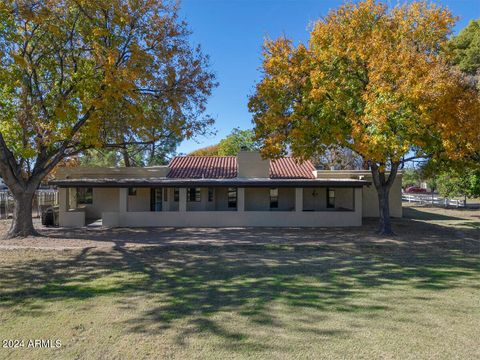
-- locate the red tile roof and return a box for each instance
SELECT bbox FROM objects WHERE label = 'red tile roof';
[167,156,237,178]
[167,155,315,179]
[270,157,315,179]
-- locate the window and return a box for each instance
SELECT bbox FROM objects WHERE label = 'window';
[163,188,168,202]
[269,188,278,209]
[228,187,237,208]
[188,188,201,202]
[327,188,335,208]
[77,187,93,204]
[150,188,162,211]
[174,188,179,202]
[208,187,214,202]
[128,187,137,196]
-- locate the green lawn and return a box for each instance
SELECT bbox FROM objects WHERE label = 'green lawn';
[0,206,479,359]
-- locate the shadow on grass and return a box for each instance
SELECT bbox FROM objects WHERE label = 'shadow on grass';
[402,207,465,221]
[0,219,479,347]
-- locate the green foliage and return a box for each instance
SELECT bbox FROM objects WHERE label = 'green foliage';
[437,168,480,199]
[402,168,421,187]
[188,144,220,156]
[448,19,480,76]
[188,128,259,156]
[79,150,121,167]
[217,128,259,156]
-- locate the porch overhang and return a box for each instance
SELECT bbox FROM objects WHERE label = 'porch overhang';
[50,177,370,188]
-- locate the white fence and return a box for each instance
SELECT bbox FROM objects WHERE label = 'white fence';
[0,190,58,219]
[402,193,467,208]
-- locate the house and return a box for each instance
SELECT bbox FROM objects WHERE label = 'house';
[51,151,402,228]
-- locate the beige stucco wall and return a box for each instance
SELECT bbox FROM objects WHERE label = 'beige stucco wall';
[237,151,269,178]
[102,187,362,228]
[54,166,169,180]
[335,188,355,210]
[245,188,295,211]
[127,188,150,212]
[362,181,403,218]
[163,188,179,212]
[214,187,236,211]
[302,187,354,211]
[59,185,365,227]
[186,187,216,211]
[315,170,403,218]
[77,188,120,219]
[303,188,327,211]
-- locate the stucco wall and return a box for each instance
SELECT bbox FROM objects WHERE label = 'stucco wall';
[335,188,355,210]
[303,187,327,211]
[103,188,362,228]
[128,188,150,212]
[362,181,402,218]
[163,187,179,212]
[215,187,236,211]
[61,186,364,227]
[315,170,403,218]
[245,187,295,211]
[237,151,269,178]
[78,188,119,219]
[186,187,216,211]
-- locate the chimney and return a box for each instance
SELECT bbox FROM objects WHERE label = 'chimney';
[237,151,270,178]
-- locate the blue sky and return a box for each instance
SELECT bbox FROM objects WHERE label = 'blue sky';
[177,0,480,154]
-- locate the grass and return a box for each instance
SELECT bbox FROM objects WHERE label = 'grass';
[0,204,479,359]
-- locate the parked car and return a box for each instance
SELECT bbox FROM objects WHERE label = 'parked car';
[405,186,427,193]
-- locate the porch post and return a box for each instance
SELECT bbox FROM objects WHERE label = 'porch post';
[237,187,245,212]
[295,187,303,212]
[179,187,187,212]
[119,188,128,213]
[59,188,68,213]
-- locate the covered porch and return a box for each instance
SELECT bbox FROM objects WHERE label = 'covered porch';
[57,181,364,228]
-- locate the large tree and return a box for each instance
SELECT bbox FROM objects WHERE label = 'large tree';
[188,128,259,156]
[447,19,480,79]
[249,0,480,234]
[0,0,216,237]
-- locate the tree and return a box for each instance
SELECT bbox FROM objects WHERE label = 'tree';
[188,144,220,156]
[402,168,421,188]
[437,168,480,201]
[447,19,480,79]
[447,19,480,163]
[217,128,259,156]
[188,128,259,156]
[310,146,364,170]
[249,0,480,235]
[0,0,216,237]
[79,149,121,167]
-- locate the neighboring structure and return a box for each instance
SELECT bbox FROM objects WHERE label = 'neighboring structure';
[51,151,402,228]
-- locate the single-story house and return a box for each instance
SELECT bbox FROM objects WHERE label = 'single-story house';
[51,151,402,228]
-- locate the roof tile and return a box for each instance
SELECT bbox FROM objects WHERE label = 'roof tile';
[270,157,315,179]
[167,156,237,179]
[167,156,315,179]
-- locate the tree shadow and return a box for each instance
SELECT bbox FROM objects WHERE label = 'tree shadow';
[0,219,479,350]
[402,207,465,221]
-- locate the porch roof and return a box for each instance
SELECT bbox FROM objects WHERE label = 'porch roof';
[50,177,370,188]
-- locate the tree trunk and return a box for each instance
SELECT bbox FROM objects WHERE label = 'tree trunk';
[370,162,399,236]
[376,186,392,235]
[7,191,38,238]
[122,147,131,167]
